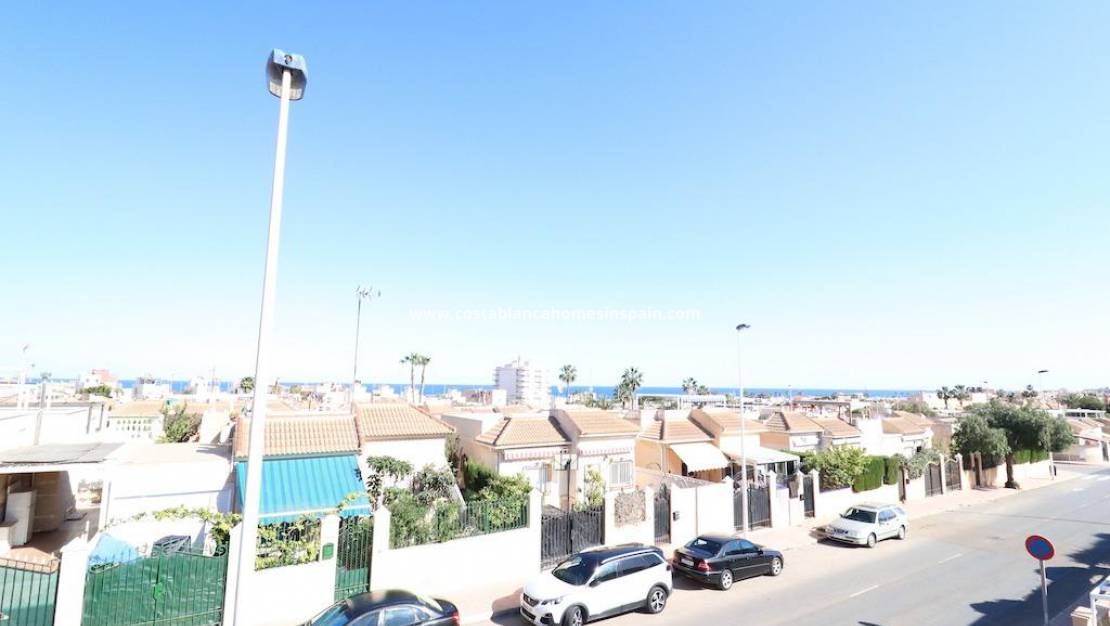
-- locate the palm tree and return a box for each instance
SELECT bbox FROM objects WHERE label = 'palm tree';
[400,353,422,402]
[415,354,431,402]
[953,384,970,408]
[682,378,698,394]
[936,386,953,410]
[616,367,643,408]
[559,365,577,401]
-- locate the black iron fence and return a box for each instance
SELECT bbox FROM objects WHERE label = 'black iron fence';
[541,506,604,568]
[390,498,529,549]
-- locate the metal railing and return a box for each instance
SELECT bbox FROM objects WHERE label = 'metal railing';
[0,556,60,626]
[389,498,529,549]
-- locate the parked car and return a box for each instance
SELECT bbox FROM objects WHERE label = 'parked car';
[308,590,459,626]
[823,502,908,548]
[671,535,783,590]
[520,544,672,626]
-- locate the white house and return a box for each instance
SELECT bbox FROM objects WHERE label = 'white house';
[354,402,454,471]
[759,411,823,453]
[493,358,550,408]
[100,443,234,523]
[811,417,864,451]
[690,408,799,480]
[635,409,731,481]
[552,410,640,497]
[132,378,171,400]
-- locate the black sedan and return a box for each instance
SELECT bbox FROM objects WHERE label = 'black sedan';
[309,590,459,626]
[671,534,784,590]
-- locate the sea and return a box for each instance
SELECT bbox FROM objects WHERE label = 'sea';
[100,380,919,399]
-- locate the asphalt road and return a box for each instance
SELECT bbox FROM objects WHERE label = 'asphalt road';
[492,465,1110,626]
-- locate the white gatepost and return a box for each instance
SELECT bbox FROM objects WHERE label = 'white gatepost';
[54,536,91,626]
[221,524,244,626]
[368,507,392,591]
[642,486,656,546]
[320,514,341,583]
[765,471,785,529]
[939,456,948,495]
[953,453,966,491]
[809,470,821,519]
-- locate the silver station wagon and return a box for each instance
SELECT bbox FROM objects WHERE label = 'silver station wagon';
[823,502,908,548]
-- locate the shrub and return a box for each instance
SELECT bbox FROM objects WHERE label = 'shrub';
[1013,449,1049,464]
[904,449,942,479]
[884,456,904,485]
[160,404,201,443]
[365,456,414,507]
[810,446,869,490]
[462,460,497,499]
[852,456,886,493]
[577,467,605,511]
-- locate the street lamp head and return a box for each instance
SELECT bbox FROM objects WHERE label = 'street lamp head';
[736,323,751,332]
[267,49,308,100]
[1037,369,1049,374]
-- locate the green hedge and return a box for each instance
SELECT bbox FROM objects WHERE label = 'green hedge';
[1013,449,1050,465]
[853,456,887,493]
[883,456,902,485]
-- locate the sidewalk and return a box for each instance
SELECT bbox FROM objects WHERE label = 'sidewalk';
[746,468,1082,554]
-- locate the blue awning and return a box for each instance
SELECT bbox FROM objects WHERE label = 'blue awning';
[235,454,371,524]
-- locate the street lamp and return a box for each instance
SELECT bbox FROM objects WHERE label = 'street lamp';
[735,323,751,536]
[232,48,307,626]
[352,286,381,399]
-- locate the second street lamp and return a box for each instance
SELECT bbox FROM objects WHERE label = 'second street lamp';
[232,48,307,626]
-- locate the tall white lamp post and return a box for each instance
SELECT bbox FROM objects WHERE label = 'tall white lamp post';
[735,323,751,536]
[231,49,307,626]
[351,286,381,401]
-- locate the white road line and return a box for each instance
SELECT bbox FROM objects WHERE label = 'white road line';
[849,584,881,598]
[1082,475,1099,481]
[1072,488,1087,492]
[937,553,964,564]
[1097,476,1110,482]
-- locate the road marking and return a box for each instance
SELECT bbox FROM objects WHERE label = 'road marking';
[937,553,964,564]
[1072,488,1087,492]
[849,584,880,598]
[1097,476,1110,482]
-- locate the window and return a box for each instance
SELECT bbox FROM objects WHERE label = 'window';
[726,539,757,555]
[552,556,596,586]
[348,613,381,626]
[609,460,633,486]
[593,560,621,583]
[381,607,419,626]
[619,554,658,576]
[686,537,724,556]
[878,511,893,523]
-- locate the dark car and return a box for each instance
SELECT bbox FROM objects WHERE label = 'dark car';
[308,590,459,626]
[671,535,783,590]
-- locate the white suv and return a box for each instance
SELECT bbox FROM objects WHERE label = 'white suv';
[520,545,672,626]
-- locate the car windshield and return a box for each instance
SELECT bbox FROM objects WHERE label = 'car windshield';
[552,556,596,585]
[308,601,350,626]
[414,594,442,613]
[841,508,877,523]
[685,538,724,555]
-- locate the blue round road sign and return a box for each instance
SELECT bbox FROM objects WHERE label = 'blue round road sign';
[1025,535,1055,561]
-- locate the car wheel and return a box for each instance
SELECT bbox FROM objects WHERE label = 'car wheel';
[646,586,668,614]
[563,605,585,626]
[718,569,733,591]
[897,526,906,540]
[866,533,877,548]
[769,557,783,576]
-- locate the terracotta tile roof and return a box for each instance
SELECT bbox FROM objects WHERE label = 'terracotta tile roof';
[639,417,713,443]
[475,416,570,448]
[764,411,823,434]
[891,411,935,427]
[812,417,861,438]
[108,401,167,417]
[557,410,640,437]
[354,403,454,440]
[233,415,360,458]
[690,408,767,434]
[881,417,927,435]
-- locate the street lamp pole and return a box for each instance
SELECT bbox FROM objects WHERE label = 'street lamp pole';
[735,323,751,536]
[232,49,307,626]
[352,286,380,401]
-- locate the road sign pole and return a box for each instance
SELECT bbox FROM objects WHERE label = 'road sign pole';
[1040,559,1048,625]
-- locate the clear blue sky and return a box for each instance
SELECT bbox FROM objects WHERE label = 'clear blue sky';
[3,2,1109,391]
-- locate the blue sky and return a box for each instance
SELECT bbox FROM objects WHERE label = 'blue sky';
[3,2,1109,391]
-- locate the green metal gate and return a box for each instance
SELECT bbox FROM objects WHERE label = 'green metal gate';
[0,556,59,626]
[334,516,372,602]
[82,547,228,626]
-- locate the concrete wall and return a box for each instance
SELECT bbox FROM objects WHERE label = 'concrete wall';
[668,481,732,547]
[603,488,654,547]
[815,484,901,521]
[362,437,448,471]
[103,461,233,523]
[369,491,541,600]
